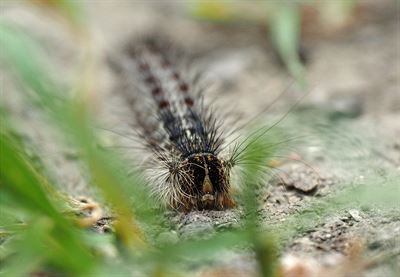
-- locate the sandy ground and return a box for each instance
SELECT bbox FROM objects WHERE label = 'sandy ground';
[1,1,399,276]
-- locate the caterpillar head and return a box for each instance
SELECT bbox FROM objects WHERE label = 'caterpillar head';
[175,153,235,211]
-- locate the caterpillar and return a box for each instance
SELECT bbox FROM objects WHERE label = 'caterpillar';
[110,37,290,212]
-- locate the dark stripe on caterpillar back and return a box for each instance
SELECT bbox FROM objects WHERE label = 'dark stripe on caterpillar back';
[128,38,223,158]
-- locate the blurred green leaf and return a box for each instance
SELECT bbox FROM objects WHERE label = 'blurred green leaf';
[158,230,246,261]
[0,132,61,220]
[0,23,63,113]
[268,2,305,86]
[0,130,96,275]
[1,218,49,277]
[226,125,285,277]
[188,1,237,22]
[0,22,148,248]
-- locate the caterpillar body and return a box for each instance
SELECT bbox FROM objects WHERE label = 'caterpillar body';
[113,38,237,212]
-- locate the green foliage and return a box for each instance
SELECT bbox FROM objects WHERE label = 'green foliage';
[268,3,304,87]
[0,128,95,276]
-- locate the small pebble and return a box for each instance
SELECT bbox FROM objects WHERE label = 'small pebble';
[63,149,79,160]
[329,94,363,120]
[179,221,215,240]
[157,230,179,245]
[293,180,318,193]
[348,209,362,222]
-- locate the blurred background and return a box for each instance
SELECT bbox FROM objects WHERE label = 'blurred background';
[2,0,399,132]
[1,1,399,276]
[2,0,399,190]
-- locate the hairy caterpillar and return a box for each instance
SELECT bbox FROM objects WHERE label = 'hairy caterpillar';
[110,37,293,212]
